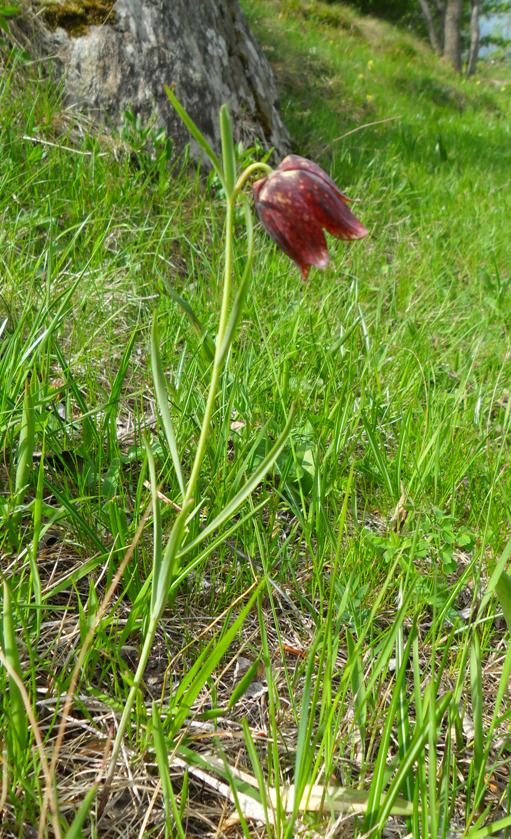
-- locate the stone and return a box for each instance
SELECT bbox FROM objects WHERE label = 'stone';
[25,0,290,159]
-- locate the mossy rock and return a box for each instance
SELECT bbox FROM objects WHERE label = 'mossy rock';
[18,0,290,160]
[35,0,115,36]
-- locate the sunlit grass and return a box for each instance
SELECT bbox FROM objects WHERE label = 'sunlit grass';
[1,2,511,835]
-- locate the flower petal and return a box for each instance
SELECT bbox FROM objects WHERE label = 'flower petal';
[277,154,352,204]
[254,195,329,280]
[253,158,367,280]
[277,169,368,241]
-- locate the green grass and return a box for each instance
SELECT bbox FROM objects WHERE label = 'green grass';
[1,1,511,835]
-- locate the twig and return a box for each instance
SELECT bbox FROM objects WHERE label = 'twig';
[143,480,182,511]
[0,650,62,839]
[329,115,401,145]
[137,779,162,839]
[22,135,108,157]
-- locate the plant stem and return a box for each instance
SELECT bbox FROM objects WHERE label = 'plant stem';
[233,162,272,198]
[101,191,237,808]
[184,195,235,502]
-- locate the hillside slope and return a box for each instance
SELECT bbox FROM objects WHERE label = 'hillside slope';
[1,2,511,836]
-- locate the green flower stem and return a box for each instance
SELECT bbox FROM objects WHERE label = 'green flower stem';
[102,101,263,804]
[102,192,238,803]
[233,162,273,198]
[110,617,157,740]
[184,195,235,503]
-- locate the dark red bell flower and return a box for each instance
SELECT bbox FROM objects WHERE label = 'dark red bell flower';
[252,154,368,280]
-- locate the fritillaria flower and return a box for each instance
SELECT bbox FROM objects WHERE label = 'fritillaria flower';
[252,154,368,280]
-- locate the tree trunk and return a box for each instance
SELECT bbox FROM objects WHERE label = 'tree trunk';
[443,0,463,71]
[418,0,443,53]
[19,0,289,160]
[466,0,481,75]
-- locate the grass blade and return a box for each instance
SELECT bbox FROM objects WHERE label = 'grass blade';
[470,631,485,810]
[29,434,44,639]
[2,581,28,764]
[178,406,295,559]
[151,702,185,839]
[363,622,416,830]
[494,570,511,633]
[165,85,224,186]
[160,275,215,364]
[242,719,271,827]
[15,376,36,501]
[375,690,452,831]
[169,584,261,735]
[64,785,98,839]
[146,442,163,614]
[347,628,367,747]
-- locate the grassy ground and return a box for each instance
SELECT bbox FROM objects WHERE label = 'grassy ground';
[1,1,511,836]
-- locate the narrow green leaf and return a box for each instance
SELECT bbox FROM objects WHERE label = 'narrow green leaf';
[364,623,416,829]
[29,436,45,639]
[218,754,254,839]
[488,642,511,736]
[220,104,236,196]
[42,551,105,601]
[16,278,81,374]
[2,581,28,761]
[43,480,105,552]
[151,315,185,497]
[151,501,192,619]
[362,414,395,499]
[494,570,511,633]
[146,442,163,614]
[288,638,319,835]
[479,538,511,633]
[470,632,485,810]
[169,497,269,595]
[394,596,412,807]
[426,681,439,839]
[242,719,270,826]
[375,691,452,831]
[15,376,36,499]
[160,275,215,364]
[412,637,428,838]
[481,537,511,603]
[358,586,413,703]
[465,812,511,838]
[64,784,98,839]
[53,339,99,447]
[169,584,261,735]
[165,86,225,186]
[152,702,185,839]
[0,6,20,18]
[177,407,295,560]
[347,629,367,739]
[103,329,137,443]
[227,660,261,709]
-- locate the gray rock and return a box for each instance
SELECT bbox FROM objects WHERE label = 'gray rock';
[28,0,289,159]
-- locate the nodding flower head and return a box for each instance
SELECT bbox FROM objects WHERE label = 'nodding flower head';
[252,154,368,280]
